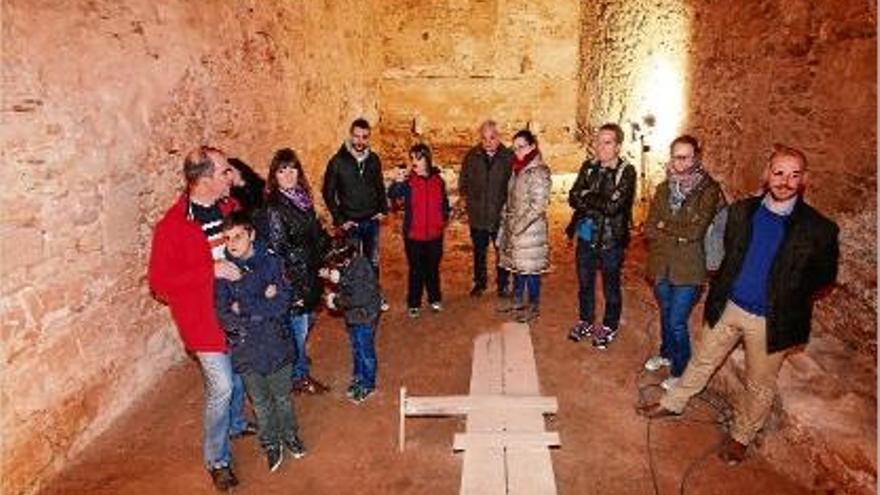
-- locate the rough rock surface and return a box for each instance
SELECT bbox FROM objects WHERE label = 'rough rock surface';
[581,2,876,490]
[2,1,875,494]
[1,2,380,494]
[376,0,584,169]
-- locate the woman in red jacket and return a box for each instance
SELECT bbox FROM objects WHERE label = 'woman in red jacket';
[388,143,451,318]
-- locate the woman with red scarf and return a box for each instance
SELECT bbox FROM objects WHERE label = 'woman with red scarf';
[496,129,552,323]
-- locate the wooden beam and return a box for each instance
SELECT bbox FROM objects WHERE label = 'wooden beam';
[500,323,558,495]
[404,394,558,416]
[461,331,506,495]
[452,432,561,451]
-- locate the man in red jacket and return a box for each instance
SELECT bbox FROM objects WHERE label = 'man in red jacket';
[148,146,252,491]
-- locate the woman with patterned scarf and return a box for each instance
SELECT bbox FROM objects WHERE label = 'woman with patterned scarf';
[261,148,331,395]
[644,135,725,390]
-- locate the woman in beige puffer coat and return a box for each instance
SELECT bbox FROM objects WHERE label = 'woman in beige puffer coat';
[497,129,551,322]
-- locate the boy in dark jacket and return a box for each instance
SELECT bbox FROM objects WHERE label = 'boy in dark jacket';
[388,143,451,317]
[214,212,306,473]
[320,239,382,403]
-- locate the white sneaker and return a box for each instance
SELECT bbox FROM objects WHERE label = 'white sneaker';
[380,300,390,312]
[644,356,671,372]
[430,302,442,313]
[660,376,680,391]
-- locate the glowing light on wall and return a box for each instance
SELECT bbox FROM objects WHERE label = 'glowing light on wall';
[635,53,687,154]
[601,2,691,225]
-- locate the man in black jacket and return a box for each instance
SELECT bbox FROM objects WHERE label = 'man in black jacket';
[567,123,637,350]
[638,144,839,466]
[322,118,388,307]
[458,120,513,297]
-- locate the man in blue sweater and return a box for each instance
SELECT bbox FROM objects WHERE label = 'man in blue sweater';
[637,144,839,465]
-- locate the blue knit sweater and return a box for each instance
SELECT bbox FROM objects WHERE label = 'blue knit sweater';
[729,203,790,316]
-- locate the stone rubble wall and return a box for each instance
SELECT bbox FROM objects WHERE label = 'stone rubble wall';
[0,2,380,494]
[1,0,875,493]
[580,1,876,492]
[375,0,585,171]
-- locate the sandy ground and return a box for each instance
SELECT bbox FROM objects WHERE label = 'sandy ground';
[38,204,813,495]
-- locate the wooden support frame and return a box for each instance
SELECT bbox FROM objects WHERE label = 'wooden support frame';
[398,323,560,494]
[405,393,558,416]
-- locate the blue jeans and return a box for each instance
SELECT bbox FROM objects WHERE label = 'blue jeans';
[195,352,249,469]
[348,323,377,390]
[289,312,315,379]
[349,219,380,279]
[513,273,541,306]
[469,228,510,293]
[653,279,700,377]
[576,241,624,329]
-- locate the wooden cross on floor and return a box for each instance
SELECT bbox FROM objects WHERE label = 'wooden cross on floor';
[399,322,560,495]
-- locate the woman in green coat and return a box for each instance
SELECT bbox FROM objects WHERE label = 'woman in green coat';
[644,135,725,390]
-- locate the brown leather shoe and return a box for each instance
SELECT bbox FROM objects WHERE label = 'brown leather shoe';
[718,435,748,465]
[636,402,681,419]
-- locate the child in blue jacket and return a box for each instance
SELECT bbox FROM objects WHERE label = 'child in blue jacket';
[214,212,305,473]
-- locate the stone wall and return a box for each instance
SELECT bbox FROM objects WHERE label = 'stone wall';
[0,2,380,494]
[684,2,876,491]
[2,1,875,493]
[376,0,584,169]
[578,0,693,222]
[685,0,877,357]
[580,0,876,353]
[580,1,876,492]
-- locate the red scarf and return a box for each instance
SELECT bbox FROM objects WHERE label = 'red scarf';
[512,149,539,175]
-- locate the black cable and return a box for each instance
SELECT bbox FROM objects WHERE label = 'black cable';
[623,271,733,495]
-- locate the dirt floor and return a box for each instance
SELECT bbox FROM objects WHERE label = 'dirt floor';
[39,204,815,495]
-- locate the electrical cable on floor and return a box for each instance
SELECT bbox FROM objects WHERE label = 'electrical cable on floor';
[622,272,733,495]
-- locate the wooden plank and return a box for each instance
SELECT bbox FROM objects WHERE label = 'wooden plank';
[460,331,506,495]
[404,394,558,416]
[500,323,559,495]
[453,431,560,451]
[468,331,504,396]
[506,448,558,495]
[500,322,541,395]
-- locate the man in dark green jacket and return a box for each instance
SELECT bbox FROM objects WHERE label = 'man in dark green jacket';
[459,120,513,297]
[638,144,839,466]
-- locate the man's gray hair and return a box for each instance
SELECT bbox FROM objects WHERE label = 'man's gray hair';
[478,120,499,134]
[183,145,223,188]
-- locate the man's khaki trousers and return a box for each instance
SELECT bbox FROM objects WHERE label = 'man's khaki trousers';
[660,301,786,445]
